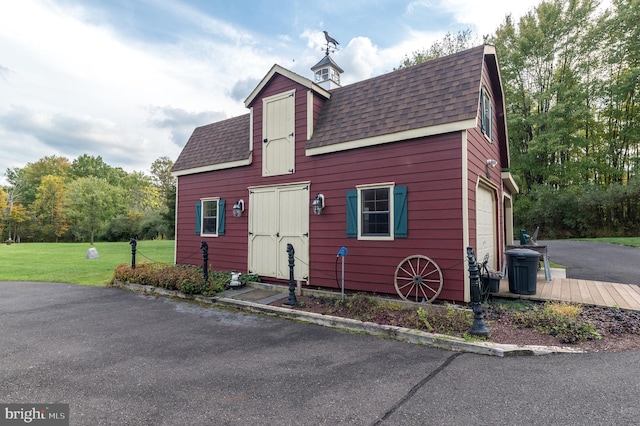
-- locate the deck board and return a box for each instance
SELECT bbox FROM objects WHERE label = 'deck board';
[613,285,640,309]
[495,276,640,312]
[588,282,607,306]
[624,285,640,307]
[577,280,593,305]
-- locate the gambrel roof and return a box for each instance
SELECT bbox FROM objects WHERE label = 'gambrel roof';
[172,114,250,174]
[172,44,498,175]
[308,45,487,152]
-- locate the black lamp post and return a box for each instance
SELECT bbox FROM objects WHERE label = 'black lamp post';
[129,238,137,270]
[284,243,298,306]
[467,246,490,336]
[200,241,209,281]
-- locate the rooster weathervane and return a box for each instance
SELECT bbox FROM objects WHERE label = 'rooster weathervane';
[322,31,339,55]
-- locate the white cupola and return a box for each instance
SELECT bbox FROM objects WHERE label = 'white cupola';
[311,54,343,90]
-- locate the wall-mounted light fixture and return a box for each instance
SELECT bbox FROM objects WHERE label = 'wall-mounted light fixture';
[311,193,325,215]
[232,199,245,217]
[485,159,498,179]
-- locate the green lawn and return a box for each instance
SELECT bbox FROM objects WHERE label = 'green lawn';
[576,237,640,248]
[0,240,175,285]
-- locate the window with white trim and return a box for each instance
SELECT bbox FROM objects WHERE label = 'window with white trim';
[481,87,493,142]
[346,183,408,241]
[195,198,226,237]
[202,199,218,235]
[361,186,391,237]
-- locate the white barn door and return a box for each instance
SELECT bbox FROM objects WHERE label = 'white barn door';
[249,183,309,281]
[262,91,295,177]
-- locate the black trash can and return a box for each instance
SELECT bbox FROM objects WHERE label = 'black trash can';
[506,248,539,295]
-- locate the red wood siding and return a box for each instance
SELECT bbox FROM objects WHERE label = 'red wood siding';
[465,57,507,270]
[177,65,508,303]
[306,134,465,302]
[176,133,466,302]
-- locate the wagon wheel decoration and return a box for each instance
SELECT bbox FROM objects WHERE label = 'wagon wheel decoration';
[394,255,443,303]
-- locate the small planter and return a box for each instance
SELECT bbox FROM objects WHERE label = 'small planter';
[487,277,501,293]
[482,275,502,293]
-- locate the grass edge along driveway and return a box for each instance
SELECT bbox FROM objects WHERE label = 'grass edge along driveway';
[0,240,174,285]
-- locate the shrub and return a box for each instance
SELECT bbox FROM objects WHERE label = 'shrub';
[112,264,260,296]
[512,301,602,343]
[417,304,473,335]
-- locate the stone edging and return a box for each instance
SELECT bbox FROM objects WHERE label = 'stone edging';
[111,280,584,357]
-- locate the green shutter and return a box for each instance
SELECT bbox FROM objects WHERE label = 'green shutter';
[195,201,201,235]
[218,199,226,236]
[346,190,357,238]
[481,89,487,134]
[394,186,408,238]
[489,102,494,141]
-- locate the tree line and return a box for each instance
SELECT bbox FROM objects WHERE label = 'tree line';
[3,0,638,242]
[401,0,640,238]
[0,155,175,244]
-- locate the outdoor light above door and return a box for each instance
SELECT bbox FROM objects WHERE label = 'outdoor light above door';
[232,199,245,217]
[485,158,498,178]
[311,193,325,215]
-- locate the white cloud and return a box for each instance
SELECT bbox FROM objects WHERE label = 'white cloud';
[1,0,589,187]
[0,0,281,183]
[337,37,383,84]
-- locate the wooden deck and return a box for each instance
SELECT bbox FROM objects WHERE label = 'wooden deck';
[493,276,640,311]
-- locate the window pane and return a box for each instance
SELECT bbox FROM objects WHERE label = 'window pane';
[361,188,390,236]
[203,218,217,234]
[202,200,218,234]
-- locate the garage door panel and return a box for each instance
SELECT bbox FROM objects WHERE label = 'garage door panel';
[476,185,496,270]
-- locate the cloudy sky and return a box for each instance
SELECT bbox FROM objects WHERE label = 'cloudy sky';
[0,0,544,185]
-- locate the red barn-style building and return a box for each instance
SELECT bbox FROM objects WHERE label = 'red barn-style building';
[171,44,518,303]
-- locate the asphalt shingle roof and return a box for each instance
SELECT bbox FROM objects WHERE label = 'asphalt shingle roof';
[172,45,486,173]
[307,45,485,149]
[172,113,250,173]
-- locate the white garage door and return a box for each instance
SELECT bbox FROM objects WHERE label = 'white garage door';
[476,185,497,270]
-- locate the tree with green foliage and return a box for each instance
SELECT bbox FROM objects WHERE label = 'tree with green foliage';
[6,156,71,208]
[598,0,640,184]
[32,175,68,242]
[491,0,601,192]
[121,171,160,213]
[70,154,128,186]
[150,156,176,199]
[396,29,479,70]
[66,176,125,244]
[484,0,640,237]
[0,187,7,239]
[161,185,176,238]
[150,156,176,238]
[5,203,29,242]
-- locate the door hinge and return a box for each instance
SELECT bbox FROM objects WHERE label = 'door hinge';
[263,138,268,143]
[289,132,294,137]
[249,232,253,235]
[288,169,294,173]
[303,232,309,237]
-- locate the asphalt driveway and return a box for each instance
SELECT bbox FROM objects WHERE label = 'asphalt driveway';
[540,240,640,285]
[3,281,640,425]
